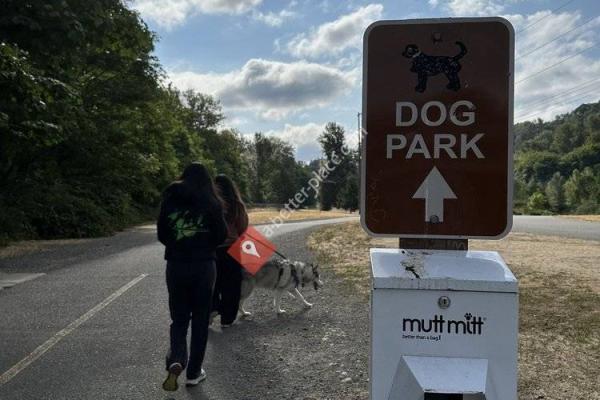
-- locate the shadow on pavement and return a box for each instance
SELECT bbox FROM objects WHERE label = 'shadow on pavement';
[0,227,158,273]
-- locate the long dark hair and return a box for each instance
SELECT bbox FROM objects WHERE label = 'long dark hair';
[215,174,246,221]
[179,162,223,209]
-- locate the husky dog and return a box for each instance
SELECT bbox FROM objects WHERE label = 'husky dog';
[240,258,323,315]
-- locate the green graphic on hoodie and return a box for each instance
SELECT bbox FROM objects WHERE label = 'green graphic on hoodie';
[168,210,209,241]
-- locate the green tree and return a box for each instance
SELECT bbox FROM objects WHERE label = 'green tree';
[338,172,359,211]
[545,172,565,213]
[336,148,359,211]
[246,134,302,205]
[564,167,600,213]
[249,133,274,204]
[564,169,585,210]
[318,122,352,210]
[295,162,317,208]
[266,139,298,204]
[526,192,548,215]
[0,1,203,240]
[515,151,561,183]
[552,123,583,153]
[182,90,224,131]
[585,113,600,144]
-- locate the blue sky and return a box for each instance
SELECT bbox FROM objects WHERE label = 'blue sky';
[130,0,600,161]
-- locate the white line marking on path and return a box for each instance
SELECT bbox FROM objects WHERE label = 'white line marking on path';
[0,274,147,386]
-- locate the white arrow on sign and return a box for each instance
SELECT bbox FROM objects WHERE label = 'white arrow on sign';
[412,166,457,223]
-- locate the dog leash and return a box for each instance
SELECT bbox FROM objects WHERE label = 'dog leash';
[243,229,300,288]
[243,230,290,260]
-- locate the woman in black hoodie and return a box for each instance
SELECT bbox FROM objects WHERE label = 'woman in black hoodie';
[157,163,227,391]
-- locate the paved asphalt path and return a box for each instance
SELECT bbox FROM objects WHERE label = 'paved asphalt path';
[511,215,600,240]
[0,217,369,400]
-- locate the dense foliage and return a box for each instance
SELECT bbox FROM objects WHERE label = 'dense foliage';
[514,102,600,214]
[0,1,325,243]
[1,0,182,241]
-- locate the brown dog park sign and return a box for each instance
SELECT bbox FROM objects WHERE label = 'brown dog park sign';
[360,18,514,239]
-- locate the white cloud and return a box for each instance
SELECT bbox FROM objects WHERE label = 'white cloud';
[285,4,383,59]
[507,12,600,122]
[252,8,296,27]
[169,59,355,120]
[428,0,504,16]
[266,122,324,161]
[132,0,262,28]
[265,122,356,161]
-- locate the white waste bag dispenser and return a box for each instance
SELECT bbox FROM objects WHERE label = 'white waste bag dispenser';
[370,249,518,400]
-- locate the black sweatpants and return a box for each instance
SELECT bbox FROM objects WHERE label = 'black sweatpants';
[165,259,216,379]
[212,248,243,325]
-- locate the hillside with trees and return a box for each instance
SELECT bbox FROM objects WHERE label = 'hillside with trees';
[514,101,600,214]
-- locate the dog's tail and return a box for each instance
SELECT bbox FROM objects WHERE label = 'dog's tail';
[453,41,467,60]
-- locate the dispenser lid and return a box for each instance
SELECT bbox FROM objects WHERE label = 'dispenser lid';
[370,248,517,293]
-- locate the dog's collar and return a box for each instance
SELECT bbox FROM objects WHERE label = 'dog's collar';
[411,51,421,58]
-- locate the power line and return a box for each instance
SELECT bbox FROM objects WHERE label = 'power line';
[517,0,577,34]
[515,87,600,122]
[516,77,600,112]
[516,15,597,60]
[515,93,599,123]
[516,90,600,122]
[517,82,600,118]
[515,42,598,84]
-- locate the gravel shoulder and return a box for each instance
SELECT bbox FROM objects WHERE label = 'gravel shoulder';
[198,226,370,400]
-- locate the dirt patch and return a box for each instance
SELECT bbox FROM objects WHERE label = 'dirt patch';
[308,222,600,400]
[560,215,600,223]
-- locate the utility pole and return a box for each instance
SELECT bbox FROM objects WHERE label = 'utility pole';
[357,112,361,152]
[357,112,362,214]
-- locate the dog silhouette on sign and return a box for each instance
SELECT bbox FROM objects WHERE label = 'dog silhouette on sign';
[402,41,467,92]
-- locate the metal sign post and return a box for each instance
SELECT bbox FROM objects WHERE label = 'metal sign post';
[362,18,518,400]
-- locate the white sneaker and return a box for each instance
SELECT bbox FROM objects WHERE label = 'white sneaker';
[186,369,207,386]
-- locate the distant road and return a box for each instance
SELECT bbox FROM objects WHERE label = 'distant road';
[259,215,600,240]
[268,215,600,241]
[267,215,600,241]
[512,215,600,241]
[256,216,357,237]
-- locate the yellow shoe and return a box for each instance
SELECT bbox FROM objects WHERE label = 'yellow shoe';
[162,362,183,391]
